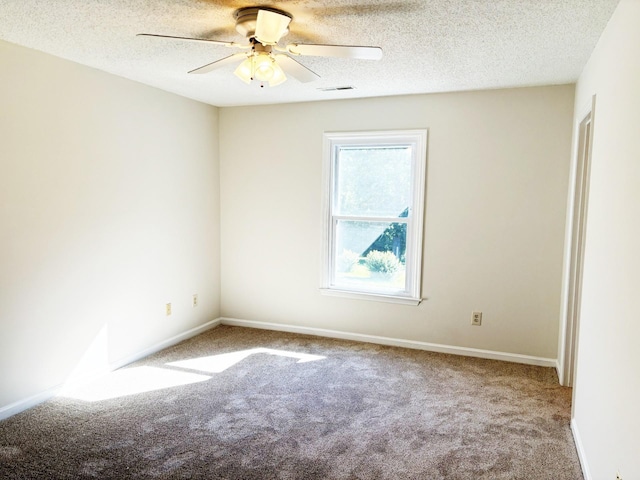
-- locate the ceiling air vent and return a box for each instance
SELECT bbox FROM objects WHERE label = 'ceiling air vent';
[318,86,356,92]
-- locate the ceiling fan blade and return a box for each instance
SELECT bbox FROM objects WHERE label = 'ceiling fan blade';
[287,44,383,60]
[275,55,320,83]
[255,9,292,45]
[188,53,247,74]
[137,33,241,48]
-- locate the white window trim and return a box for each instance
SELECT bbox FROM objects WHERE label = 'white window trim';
[320,129,428,305]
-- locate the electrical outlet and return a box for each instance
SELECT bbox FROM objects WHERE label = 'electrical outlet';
[165,303,172,316]
[192,294,198,307]
[471,311,482,326]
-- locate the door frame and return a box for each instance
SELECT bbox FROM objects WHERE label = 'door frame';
[557,95,596,387]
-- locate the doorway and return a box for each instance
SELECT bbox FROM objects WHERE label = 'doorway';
[561,98,595,387]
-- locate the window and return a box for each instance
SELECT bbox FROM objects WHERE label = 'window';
[321,130,427,305]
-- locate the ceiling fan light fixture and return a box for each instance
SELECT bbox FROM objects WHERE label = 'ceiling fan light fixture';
[141,6,382,88]
[233,52,287,87]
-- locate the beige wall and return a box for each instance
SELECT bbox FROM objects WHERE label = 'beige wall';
[220,85,574,359]
[0,40,221,409]
[570,0,640,478]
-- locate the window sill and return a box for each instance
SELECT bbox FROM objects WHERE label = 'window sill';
[320,288,422,306]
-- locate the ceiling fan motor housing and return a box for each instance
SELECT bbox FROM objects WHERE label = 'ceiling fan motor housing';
[234,7,292,39]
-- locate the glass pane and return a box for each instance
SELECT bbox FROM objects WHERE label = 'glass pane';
[335,146,412,218]
[334,220,407,292]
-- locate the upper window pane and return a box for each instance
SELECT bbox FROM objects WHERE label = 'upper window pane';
[335,146,412,218]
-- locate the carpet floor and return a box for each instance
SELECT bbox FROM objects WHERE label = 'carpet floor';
[0,325,583,479]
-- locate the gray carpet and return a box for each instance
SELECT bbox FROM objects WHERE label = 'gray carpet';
[0,325,583,479]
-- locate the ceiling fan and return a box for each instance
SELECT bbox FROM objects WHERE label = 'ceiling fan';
[138,6,383,87]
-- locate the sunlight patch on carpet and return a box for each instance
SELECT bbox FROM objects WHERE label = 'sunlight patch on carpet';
[166,347,326,374]
[58,366,211,401]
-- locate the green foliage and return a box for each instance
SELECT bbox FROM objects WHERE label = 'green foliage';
[337,249,360,273]
[364,250,401,274]
[362,221,407,263]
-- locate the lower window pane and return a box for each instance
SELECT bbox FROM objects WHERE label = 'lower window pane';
[334,220,407,292]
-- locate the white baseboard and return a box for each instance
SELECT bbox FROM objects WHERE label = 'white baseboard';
[0,385,62,422]
[571,418,592,480]
[555,359,563,384]
[220,317,557,368]
[0,318,222,421]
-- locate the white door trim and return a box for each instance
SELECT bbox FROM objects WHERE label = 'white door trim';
[557,95,596,387]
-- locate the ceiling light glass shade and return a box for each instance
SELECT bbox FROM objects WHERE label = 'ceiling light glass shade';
[253,52,276,81]
[266,59,286,87]
[233,52,287,87]
[234,57,253,84]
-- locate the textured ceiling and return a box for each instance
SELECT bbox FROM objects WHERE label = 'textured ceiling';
[0,0,620,107]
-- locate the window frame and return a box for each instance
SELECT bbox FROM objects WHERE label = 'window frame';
[320,129,428,305]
